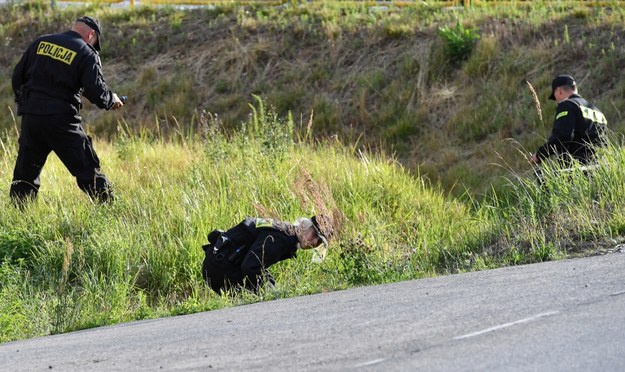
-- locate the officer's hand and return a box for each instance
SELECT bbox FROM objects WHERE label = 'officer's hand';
[111,93,124,110]
[530,154,541,165]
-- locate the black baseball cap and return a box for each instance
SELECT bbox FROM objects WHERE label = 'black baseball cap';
[75,16,102,51]
[549,74,576,100]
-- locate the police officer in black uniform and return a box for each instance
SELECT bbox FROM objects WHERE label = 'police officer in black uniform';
[10,16,124,205]
[202,216,330,294]
[531,75,607,166]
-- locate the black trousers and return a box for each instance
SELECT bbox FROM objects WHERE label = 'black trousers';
[202,251,247,294]
[10,114,113,203]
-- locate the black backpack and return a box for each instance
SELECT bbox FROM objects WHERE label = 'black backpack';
[202,230,249,265]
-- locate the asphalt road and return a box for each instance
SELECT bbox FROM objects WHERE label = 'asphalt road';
[1,252,624,371]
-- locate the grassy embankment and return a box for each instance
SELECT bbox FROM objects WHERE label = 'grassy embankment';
[2,2,625,194]
[2,2,625,342]
[3,101,625,343]
[0,99,494,342]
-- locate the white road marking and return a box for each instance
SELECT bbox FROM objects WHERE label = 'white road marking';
[355,358,387,367]
[453,311,559,341]
[610,290,625,296]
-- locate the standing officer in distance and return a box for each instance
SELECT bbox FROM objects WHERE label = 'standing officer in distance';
[11,16,124,205]
[531,74,607,166]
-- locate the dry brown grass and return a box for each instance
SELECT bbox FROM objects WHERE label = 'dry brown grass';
[252,202,281,220]
[525,80,543,124]
[4,6,625,196]
[293,166,344,240]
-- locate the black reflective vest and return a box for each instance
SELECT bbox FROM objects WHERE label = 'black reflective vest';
[537,94,607,163]
[12,30,115,116]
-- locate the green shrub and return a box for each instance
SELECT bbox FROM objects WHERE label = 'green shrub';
[438,21,480,64]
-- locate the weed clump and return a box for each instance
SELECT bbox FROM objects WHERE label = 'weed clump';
[438,21,480,64]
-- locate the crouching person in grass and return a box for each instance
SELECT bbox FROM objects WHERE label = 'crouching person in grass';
[531,74,608,168]
[529,74,608,185]
[202,216,330,294]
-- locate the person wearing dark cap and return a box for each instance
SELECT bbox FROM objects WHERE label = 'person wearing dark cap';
[202,216,331,294]
[10,16,124,205]
[531,74,607,166]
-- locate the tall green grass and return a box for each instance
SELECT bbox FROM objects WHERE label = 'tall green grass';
[2,98,625,342]
[482,139,625,263]
[0,100,485,342]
